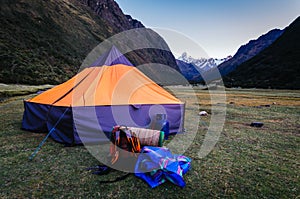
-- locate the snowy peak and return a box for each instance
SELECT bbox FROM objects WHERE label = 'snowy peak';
[177,52,231,71]
[214,56,233,65]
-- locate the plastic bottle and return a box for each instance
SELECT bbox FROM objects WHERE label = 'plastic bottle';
[151,114,170,140]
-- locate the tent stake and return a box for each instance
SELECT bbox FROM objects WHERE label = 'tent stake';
[29,107,70,161]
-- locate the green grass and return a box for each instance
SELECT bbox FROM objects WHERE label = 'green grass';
[1,86,299,198]
[0,0,111,85]
[0,84,53,99]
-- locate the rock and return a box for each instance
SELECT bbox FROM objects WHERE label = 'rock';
[79,0,144,31]
[262,104,271,107]
[199,111,208,116]
[250,122,264,127]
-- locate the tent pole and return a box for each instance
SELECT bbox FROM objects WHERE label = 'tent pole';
[29,107,70,161]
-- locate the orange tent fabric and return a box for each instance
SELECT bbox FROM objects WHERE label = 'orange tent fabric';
[28,64,183,107]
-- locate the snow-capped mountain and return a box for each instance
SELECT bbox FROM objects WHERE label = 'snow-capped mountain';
[176,52,231,83]
[177,52,232,72]
[176,59,202,83]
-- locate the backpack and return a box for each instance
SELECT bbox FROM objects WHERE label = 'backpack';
[86,126,141,181]
[109,125,141,165]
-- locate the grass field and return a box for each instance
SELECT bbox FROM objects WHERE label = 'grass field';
[0,84,53,99]
[1,85,299,198]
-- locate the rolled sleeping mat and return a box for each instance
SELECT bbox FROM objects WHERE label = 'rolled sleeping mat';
[128,127,164,147]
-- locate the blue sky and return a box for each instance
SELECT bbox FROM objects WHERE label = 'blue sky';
[115,0,299,58]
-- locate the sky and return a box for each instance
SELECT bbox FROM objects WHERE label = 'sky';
[115,0,299,59]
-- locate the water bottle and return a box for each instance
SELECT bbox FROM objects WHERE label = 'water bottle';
[151,114,170,140]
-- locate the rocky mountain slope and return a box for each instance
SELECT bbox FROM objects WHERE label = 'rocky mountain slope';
[0,0,179,85]
[218,28,284,76]
[176,59,201,83]
[79,0,144,31]
[202,28,284,83]
[224,17,300,89]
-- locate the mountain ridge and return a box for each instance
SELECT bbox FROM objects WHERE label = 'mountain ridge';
[176,59,201,83]
[176,52,231,83]
[0,0,179,85]
[78,0,144,31]
[200,28,285,84]
[178,52,231,71]
[218,28,284,76]
[224,16,300,89]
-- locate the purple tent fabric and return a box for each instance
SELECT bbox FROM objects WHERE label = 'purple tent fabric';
[89,46,134,67]
[22,102,184,145]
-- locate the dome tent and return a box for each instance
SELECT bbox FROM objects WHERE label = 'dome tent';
[22,46,185,145]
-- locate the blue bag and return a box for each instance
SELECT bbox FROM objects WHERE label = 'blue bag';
[135,146,191,188]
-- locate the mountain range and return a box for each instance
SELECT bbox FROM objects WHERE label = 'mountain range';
[176,52,231,83]
[176,26,289,86]
[178,52,231,71]
[199,28,285,84]
[218,28,284,76]
[1,1,299,89]
[224,16,300,89]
